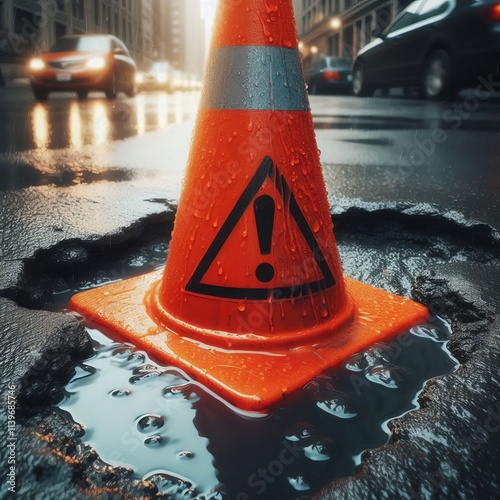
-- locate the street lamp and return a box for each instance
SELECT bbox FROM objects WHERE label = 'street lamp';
[298,41,304,50]
[330,17,342,30]
[310,45,318,54]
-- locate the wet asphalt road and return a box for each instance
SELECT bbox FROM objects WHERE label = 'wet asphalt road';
[1,84,499,243]
[0,84,499,262]
[1,85,499,159]
[0,85,200,155]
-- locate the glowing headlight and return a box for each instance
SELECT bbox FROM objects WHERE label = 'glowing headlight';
[156,74,167,83]
[135,73,144,84]
[29,58,45,71]
[86,57,106,70]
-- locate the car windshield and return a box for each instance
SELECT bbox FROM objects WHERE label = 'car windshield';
[384,0,424,34]
[51,36,110,53]
[327,57,351,67]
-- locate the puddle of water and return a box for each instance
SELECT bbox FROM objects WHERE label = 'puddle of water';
[58,319,457,499]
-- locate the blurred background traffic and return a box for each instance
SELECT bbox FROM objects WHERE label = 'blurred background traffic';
[0,0,498,100]
[0,0,209,97]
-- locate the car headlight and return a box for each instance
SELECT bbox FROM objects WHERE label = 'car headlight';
[86,57,106,70]
[29,58,45,71]
[135,73,144,84]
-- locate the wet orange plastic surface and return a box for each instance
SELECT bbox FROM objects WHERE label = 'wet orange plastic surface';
[70,272,428,412]
[212,0,298,48]
[158,110,351,341]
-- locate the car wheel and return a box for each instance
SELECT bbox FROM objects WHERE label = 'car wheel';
[77,91,89,100]
[352,61,372,97]
[33,88,49,101]
[422,50,454,100]
[105,72,118,100]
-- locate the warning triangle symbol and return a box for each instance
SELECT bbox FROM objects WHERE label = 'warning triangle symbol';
[186,156,336,301]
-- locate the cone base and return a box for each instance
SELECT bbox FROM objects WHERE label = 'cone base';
[69,271,428,412]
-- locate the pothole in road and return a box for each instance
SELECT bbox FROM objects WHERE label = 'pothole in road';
[36,211,488,498]
[8,210,500,498]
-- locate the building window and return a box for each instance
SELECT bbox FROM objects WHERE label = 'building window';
[55,22,66,39]
[355,19,362,52]
[343,24,354,58]
[94,0,99,26]
[329,33,340,56]
[376,7,393,32]
[57,0,65,12]
[72,0,84,19]
[365,15,373,43]
[14,8,37,46]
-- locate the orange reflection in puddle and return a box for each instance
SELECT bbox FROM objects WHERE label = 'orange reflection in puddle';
[92,101,110,146]
[157,93,169,129]
[69,101,83,149]
[137,94,146,136]
[32,104,50,150]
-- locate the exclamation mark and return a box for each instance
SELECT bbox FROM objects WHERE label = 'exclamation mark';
[254,195,275,283]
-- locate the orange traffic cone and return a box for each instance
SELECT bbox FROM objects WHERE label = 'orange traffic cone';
[70,0,428,412]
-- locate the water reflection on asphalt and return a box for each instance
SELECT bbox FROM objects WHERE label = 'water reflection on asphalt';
[58,319,457,499]
[0,90,200,155]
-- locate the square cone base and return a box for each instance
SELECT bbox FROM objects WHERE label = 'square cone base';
[70,271,428,412]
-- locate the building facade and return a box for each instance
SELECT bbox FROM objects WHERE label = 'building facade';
[159,0,205,79]
[0,0,155,65]
[293,0,412,66]
[140,0,155,65]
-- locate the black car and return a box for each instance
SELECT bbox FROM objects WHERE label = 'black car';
[352,0,500,99]
[306,56,353,95]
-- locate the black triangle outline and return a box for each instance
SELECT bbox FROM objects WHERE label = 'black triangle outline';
[185,156,336,301]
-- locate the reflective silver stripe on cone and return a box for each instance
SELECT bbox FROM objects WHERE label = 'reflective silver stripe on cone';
[201,46,309,111]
